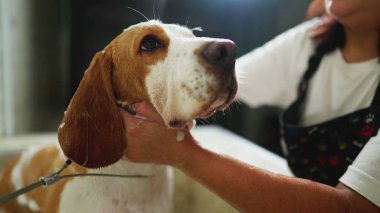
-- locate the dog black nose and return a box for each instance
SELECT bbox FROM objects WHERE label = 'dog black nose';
[202,40,236,69]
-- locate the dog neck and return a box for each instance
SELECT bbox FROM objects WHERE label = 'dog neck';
[59,160,173,212]
[92,158,167,177]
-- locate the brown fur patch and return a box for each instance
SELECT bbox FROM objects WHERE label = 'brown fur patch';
[23,145,86,212]
[58,24,170,169]
[111,25,170,103]
[0,145,87,213]
[58,49,126,168]
[0,156,31,213]
[181,83,194,96]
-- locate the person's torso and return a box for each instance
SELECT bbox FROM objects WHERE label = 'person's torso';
[302,49,380,126]
[281,51,380,186]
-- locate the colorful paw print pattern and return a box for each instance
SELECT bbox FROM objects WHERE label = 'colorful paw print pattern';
[281,109,379,186]
[279,52,380,186]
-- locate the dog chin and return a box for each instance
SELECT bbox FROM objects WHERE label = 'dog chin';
[166,102,227,130]
[199,84,237,119]
[165,82,237,130]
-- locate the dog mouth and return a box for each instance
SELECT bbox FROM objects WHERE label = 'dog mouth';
[168,120,195,129]
[199,78,237,118]
[168,77,237,129]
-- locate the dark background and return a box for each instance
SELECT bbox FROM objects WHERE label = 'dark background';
[69,0,310,156]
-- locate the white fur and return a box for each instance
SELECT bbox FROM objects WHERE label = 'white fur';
[11,145,44,212]
[59,160,173,213]
[59,122,65,129]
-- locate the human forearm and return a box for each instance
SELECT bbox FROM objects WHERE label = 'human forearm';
[177,142,352,213]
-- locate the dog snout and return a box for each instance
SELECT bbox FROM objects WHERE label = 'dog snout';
[202,40,236,69]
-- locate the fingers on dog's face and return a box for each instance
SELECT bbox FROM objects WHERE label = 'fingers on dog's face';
[131,102,163,123]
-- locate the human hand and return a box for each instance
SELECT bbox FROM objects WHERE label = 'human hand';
[306,0,336,40]
[305,0,325,19]
[119,102,198,167]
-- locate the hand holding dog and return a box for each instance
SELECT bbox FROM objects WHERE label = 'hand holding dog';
[120,102,198,167]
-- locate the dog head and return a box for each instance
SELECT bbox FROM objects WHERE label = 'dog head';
[58,20,237,168]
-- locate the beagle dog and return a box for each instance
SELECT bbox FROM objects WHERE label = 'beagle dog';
[0,20,237,213]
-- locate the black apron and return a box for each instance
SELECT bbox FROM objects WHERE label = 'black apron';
[280,52,380,186]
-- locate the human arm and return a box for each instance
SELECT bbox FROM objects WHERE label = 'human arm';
[120,103,380,213]
[236,18,319,108]
[339,137,380,209]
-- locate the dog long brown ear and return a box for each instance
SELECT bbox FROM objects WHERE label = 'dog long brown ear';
[58,50,126,168]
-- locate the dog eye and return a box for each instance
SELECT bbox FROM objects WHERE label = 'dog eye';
[140,36,162,52]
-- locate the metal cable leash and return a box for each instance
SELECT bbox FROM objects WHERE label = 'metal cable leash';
[0,159,152,205]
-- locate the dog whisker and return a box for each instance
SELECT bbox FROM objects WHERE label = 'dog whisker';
[186,16,190,27]
[152,4,156,20]
[125,6,150,21]
[196,118,206,125]
[200,116,215,125]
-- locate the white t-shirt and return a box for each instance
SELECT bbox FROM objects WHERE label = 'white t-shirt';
[236,18,380,207]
